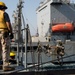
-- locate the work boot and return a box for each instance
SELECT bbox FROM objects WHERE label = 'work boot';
[3,66,15,71]
[0,65,2,70]
[0,60,3,69]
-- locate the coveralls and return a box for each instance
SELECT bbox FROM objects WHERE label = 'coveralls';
[56,43,65,63]
[0,10,10,69]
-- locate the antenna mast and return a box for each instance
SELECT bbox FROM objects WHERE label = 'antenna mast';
[17,0,24,66]
[17,0,23,41]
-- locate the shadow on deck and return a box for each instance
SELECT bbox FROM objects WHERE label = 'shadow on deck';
[0,64,75,75]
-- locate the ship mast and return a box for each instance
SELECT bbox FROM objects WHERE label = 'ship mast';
[17,0,23,42]
[13,0,28,69]
[17,0,24,66]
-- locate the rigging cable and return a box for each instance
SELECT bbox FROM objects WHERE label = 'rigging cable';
[23,14,37,35]
[22,13,36,66]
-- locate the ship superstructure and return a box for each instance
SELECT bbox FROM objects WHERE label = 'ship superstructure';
[36,0,74,37]
[36,0,75,63]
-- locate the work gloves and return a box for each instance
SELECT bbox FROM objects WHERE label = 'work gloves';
[3,32,14,39]
[9,32,14,39]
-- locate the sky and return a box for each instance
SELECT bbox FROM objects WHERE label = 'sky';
[0,0,40,36]
[0,0,75,36]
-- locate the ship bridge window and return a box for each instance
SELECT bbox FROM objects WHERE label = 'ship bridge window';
[39,5,47,12]
[51,2,62,5]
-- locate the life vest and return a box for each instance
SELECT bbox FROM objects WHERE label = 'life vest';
[0,10,8,29]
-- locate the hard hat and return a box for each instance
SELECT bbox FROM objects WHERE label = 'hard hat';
[10,51,16,57]
[0,2,7,9]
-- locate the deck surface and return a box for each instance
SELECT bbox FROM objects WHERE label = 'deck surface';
[0,65,24,75]
[0,70,18,74]
[0,64,75,75]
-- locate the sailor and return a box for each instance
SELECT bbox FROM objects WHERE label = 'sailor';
[55,41,65,63]
[0,2,14,71]
[9,51,17,64]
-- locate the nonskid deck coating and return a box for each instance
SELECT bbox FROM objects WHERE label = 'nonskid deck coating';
[0,63,75,75]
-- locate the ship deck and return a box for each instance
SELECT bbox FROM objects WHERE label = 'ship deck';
[0,63,75,75]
